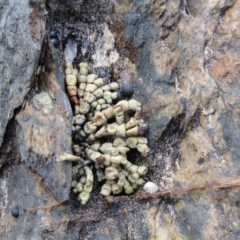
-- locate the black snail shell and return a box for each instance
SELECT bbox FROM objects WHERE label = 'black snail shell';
[50,37,59,48]
[49,30,57,38]
[49,30,59,47]
[121,83,134,99]
[11,206,20,218]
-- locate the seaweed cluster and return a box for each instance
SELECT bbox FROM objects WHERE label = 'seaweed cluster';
[58,62,149,204]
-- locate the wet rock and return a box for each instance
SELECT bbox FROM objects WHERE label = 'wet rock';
[16,90,72,202]
[1,0,240,239]
[0,29,72,238]
[0,0,45,147]
[0,164,70,239]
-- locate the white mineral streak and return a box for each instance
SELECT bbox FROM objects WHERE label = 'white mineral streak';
[56,153,81,162]
[0,178,8,217]
[64,39,77,64]
[91,24,119,67]
[159,156,174,190]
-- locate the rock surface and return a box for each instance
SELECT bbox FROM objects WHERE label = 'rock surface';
[1,0,240,239]
[0,0,46,147]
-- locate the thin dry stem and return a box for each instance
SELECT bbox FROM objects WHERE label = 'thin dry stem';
[105,178,240,202]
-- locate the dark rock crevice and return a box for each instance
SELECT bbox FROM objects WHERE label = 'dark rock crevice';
[0,108,21,171]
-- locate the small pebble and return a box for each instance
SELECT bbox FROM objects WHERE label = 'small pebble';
[121,83,134,99]
[11,206,20,218]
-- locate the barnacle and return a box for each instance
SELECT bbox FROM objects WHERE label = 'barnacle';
[143,181,159,194]
[60,61,149,204]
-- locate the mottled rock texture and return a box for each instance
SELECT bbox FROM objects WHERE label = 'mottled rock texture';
[1,0,240,239]
[0,0,46,147]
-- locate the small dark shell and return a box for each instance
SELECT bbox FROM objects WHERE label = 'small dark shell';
[50,38,59,47]
[121,83,134,99]
[49,30,58,38]
[11,206,20,218]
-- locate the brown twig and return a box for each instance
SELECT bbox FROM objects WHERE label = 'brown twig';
[105,178,240,202]
[139,178,240,199]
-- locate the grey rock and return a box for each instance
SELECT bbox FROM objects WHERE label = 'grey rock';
[0,0,45,147]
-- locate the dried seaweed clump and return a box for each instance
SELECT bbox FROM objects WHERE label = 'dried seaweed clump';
[58,61,149,204]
